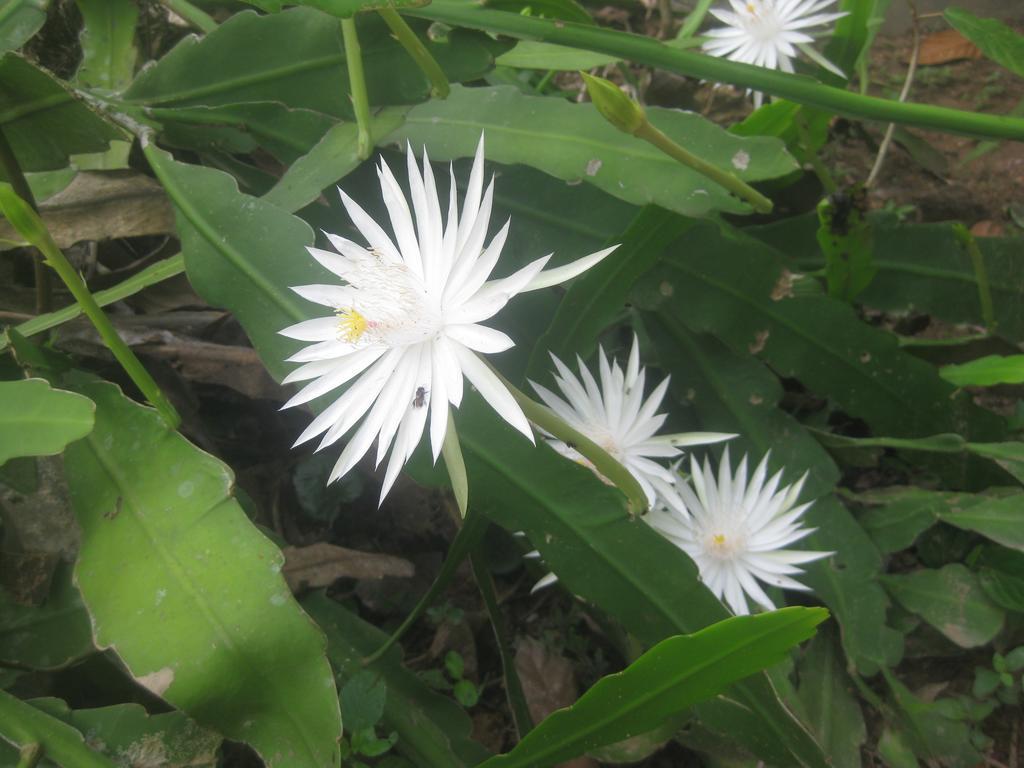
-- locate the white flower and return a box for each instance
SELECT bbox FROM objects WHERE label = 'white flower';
[703,0,847,107]
[646,448,832,615]
[279,137,617,503]
[530,335,734,509]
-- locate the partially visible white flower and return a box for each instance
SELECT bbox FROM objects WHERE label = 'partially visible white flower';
[703,0,847,107]
[524,336,733,592]
[646,448,832,615]
[530,335,734,509]
[279,137,617,503]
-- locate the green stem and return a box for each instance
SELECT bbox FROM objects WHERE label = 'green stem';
[0,128,51,313]
[675,0,713,41]
[441,410,469,517]
[378,7,450,99]
[795,111,837,194]
[159,0,217,33]
[409,0,1024,140]
[0,185,180,429]
[0,691,117,768]
[635,119,773,213]
[16,744,43,768]
[469,547,535,738]
[953,223,996,332]
[362,506,489,666]
[484,362,649,515]
[0,254,186,352]
[341,18,373,161]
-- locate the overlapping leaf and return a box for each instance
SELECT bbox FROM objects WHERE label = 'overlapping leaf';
[0,379,94,464]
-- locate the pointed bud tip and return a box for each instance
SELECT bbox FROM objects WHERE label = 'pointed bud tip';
[580,72,646,135]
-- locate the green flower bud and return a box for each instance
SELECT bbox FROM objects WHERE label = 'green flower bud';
[580,72,646,135]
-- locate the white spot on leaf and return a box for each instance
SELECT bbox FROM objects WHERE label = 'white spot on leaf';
[732,150,751,171]
[585,158,602,176]
[136,667,174,696]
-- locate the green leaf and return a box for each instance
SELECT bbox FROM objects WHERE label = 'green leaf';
[124,9,507,120]
[60,374,342,767]
[495,41,617,70]
[940,492,1024,551]
[795,632,865,768]
[287,0,430,18]
[883,564,1005,648]
[823,0,891,83]
[877,727,921,768]
[941,354,1024,387]
[341,671,388,732]
[0,379,95,464]
[967,442,1024,485]
[642,318,902,675]
[482,0,594,24]
[386,85,799,217]
[633,220,1006,479]
[0,562,94,670]
[478,608,826,768]
[884,671,982,767]
[817,192,875,301]
[854,487,980,554]
[0,55,121,173]
[262,109,408,213]
[0,0,46,55]
[0,690,116,768]
[304,593,491,767]
[945,7,1024,78]
[975,545,1024,612]
[74,0,138,92]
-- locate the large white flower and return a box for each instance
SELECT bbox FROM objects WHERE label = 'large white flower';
[279,137,616,503]
[530,335,734,509]
[703,0,847,107]
[646,448,831,615]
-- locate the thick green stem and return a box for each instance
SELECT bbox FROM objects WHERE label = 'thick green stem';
[409,0,1024,140]
[0,128,50,313]
[341,18,373,160]
[0,691,117,768]
[0,185,180,428]
[470,547,535,738]
[635,119,773,212]
[484,362,649,515]
[159,0,217,33]
[16,744,43,768]
[377,7,450,99]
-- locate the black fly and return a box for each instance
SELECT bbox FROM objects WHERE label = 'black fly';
[413,386,428,408]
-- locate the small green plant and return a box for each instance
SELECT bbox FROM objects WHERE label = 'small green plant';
[419,651,481,708]
[339,672,399,767]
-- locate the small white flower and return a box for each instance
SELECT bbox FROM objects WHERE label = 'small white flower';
[646,448,831,615]
[279,137,616,503]
[530,335,734,509]
[703,0,847,107]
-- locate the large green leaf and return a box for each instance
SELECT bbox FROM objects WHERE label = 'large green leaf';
[477,608,827,768]
[795,632,866,768]
[941,355,1024,387]
[60,374,341,767]
[0,55,121,173]
[74,0,137,92]
[642,318,903,675]
[386,85,799,217]
[0,0,46,55]
[495,41,617,70]
[750,213,1024,344]
[0,562,94,670]
[123,9,507,120]
[945,7,1024,78]
[882,565,1005,648]
[0,379,94,464]
[304,593,491,767]
[634,220,1006,468]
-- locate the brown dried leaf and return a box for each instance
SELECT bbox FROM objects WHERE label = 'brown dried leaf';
[917,29,983,66]
[282,542,414,592]
[514,635,578,725]
[0,171,174,249]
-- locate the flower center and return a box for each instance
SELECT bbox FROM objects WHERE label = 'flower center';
[706,530,744,559]
[336,307,368,343]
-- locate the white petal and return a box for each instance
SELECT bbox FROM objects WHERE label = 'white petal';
[444,324,515,354]
[452,343,533,442]
[522,245,618,291]
[279,316,338,342]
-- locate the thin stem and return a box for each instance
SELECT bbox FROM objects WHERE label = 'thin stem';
[340,18,373,161]
[675,0,714,41]
[866,0,920,188]
[362,506,489,666]
[0,185,180,428]
[159,0,217,33]
[953,223,996,332]
[0,128,50,313]
[409,0,1024,140]
[484,362,649,516]
[635,119,773,213]
[470,546,535,738]
[795,111,837,194]
[0,691,116,768]
[535,69,557,94]
[377,7,450,99]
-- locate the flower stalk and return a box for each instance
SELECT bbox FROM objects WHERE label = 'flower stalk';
[159,0,217,33]
[341,18,373,160]
[0,128,51,313]
[0,183,180,428]
[582,73,773,213]
[377,7,450,99]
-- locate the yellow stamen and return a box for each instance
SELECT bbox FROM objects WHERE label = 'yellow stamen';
[336,307,368,342]
[712,533,727,547]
